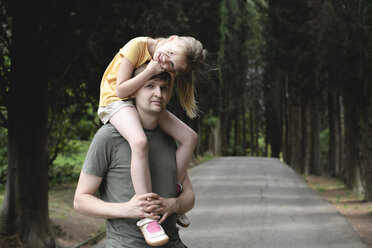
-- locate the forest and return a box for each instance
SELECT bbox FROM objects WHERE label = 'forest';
[0,0,371,247]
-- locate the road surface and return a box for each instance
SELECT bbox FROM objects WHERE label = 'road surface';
[93,157,367,248]
[180,157,366,248]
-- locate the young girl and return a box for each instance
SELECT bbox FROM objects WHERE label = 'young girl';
[98,35,206,246]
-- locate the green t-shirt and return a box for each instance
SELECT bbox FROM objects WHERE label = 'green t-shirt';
[83,124,186,248]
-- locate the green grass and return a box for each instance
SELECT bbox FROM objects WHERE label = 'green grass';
[53,140,90,172]
[312,179,345,193]
[49,140,90,185]
[306,175,365,205]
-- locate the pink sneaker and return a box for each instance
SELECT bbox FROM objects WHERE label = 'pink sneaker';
[137,218,169,246]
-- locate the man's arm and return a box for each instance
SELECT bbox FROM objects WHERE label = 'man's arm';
[73,171,162,220]
[158,174,195,224]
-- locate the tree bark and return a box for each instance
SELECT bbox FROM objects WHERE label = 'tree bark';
[250,107,255,156]
[328,91,338,176]
[311,102,322,175]
[290,102,304,173]
[233,105,240,155]
[342,93,363,194]
[0,0,55,247]
[242,100,247,154]
[304,105,311,175]
[336,95,344,177]
[264,79,282,158]
[282,75,291,165]
[328,92,344,176]
[359,95,372,201]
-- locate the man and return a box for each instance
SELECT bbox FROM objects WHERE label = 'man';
[74,64,194,248]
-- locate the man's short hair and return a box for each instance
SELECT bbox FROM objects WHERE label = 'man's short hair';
[133,62,171,84]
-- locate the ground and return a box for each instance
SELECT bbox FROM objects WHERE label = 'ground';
[49,184,106,248]
[305,175,372,248]
[0,184,105,248]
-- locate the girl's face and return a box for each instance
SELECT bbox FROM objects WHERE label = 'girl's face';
[153,40,187,72]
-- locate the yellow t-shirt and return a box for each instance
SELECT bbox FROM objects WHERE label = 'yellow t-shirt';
[99,37,152,107]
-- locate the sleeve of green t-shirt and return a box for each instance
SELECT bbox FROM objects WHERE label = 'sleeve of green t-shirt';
[82,125,114,177]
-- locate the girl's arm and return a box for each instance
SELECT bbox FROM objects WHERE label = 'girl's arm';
[116,58,164,99]
[73,171,162,220]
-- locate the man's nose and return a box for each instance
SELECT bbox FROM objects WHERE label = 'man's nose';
[154,86,162,96]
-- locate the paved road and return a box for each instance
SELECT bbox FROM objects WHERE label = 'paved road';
[180,157,366,248]
[93,157,367,248]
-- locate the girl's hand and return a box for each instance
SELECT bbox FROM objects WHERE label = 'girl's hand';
[125,193,162,220]
[147,60,165,76]
[158,197,178,224]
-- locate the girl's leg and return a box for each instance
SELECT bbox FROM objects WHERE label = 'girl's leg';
[158,110,198,185]
[110,106,152,194]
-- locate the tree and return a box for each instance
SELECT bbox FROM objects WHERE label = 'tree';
[0,0,55,247]
[218,0,265,156]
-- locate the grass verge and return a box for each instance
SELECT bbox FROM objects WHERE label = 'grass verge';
[305,175,372,248]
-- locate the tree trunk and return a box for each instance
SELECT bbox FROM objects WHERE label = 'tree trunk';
[290,103,304,173]
[342,93,363,194]
[254,107,259,156]
[282,73,291,164]
[264,79,282,158]
[233,105,240,155]
[250,107,255,156]
[328,91,339,176]
[359,95,372,201]
[304,105,311,175]
[242,101,247,155]
[311,102,322,175]
[210,121,221,155]
[226,116,232,155]
[0,0,55,247]
[336,95,345,177]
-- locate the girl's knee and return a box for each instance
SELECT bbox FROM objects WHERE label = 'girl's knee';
[188,130,198,147]
[131,137,148,153]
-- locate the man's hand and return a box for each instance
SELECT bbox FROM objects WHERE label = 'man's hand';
[158,197,178,224]
[125,193,163,220]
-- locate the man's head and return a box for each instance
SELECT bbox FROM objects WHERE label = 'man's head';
[131,63,171,115]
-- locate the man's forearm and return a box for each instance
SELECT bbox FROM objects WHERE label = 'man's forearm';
[74,193,125,219]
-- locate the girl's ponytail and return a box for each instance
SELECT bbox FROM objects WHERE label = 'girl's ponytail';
[178,70,197,118]
[174,36,207,118]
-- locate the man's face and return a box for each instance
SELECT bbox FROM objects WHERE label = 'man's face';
[133,77,169,114]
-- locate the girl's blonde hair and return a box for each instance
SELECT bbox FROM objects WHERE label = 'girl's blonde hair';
[166,36,207,118]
